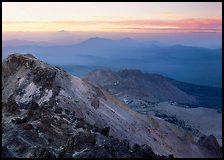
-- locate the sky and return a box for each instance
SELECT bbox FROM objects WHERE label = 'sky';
[2,2,222,47]
[2,2,222,32]
[2,2,222,87]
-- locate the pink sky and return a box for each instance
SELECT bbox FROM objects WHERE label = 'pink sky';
[2,2,222,32]
[2,2,222,48]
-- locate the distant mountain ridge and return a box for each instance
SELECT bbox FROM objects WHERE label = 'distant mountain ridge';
[85,69,222,109]
[2,37,222,87]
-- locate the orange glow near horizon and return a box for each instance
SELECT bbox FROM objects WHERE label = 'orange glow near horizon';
[2,2,222,33]
[2,18,222,33]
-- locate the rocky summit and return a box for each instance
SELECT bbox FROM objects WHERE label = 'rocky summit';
[2,54,222,158]
[1,54,170,158]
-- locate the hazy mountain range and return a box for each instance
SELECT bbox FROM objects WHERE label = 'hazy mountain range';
[2,37,222,87]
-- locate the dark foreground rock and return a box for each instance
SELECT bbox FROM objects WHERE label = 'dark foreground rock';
[197,135,222,158]
[2,99,170,158]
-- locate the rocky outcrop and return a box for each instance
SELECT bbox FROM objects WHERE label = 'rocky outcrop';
[2,54,171,158]
[72,139,174,158]
[2,92,166,158]
[197,135,222,158]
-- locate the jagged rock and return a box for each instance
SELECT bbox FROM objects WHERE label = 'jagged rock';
[120,139,130,148]
[91,97,100,109]
[75,119,86,129]
[28,101,39,110]
[32,67,56,88]
[115,146,130,158]
[2,100,20,114]
[29,146,56,158]
[2,146,15,158]
[141,144,155,157]
[54,106,62,114]
[100,126,110,137]
[12,117,29,125]
[103,137,120,150]
[72,147,112,158]
[18,123,34,130]
[71,138,166,158]
[197,135,222,157]
[132,144,141,152]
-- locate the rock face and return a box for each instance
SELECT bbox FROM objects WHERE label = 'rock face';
[1,54,168,158]
[2,99,168,158]
[84,69,222,146]
[85,69,222,109]
[197,135,222,158]
[85,69,196,108]
[2,54,222,158]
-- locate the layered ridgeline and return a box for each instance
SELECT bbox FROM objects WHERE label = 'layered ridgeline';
[2,37,222,88]
[2,54,222,158]
[85,69,222,109]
